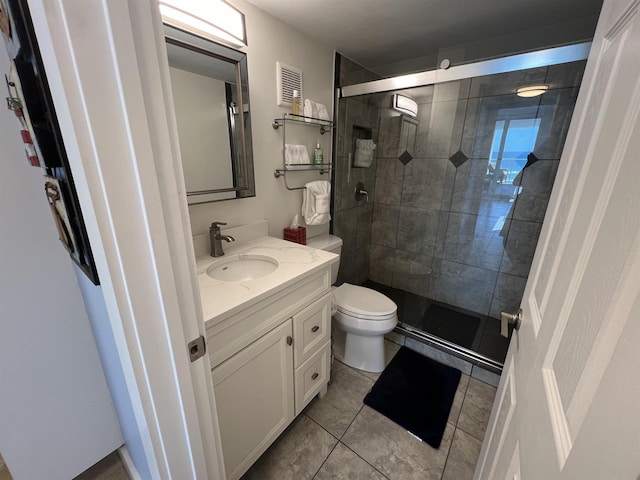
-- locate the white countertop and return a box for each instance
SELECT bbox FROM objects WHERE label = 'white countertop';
[196,236,338,326]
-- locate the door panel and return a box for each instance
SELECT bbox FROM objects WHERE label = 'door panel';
[476,0,640,478]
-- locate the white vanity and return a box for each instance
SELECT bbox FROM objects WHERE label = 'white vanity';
[195,222,338,480]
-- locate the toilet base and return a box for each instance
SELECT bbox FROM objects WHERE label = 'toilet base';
[333,327,387,373]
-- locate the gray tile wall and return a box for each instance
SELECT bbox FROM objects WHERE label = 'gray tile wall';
[357,62,584,317]
[333,56,381,285]
[335,57,585,319]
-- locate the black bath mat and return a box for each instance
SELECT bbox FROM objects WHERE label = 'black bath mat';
[421,304,481,349]
[363,346,461,449]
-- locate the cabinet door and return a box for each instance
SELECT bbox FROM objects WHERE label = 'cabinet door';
[211,320,294,480]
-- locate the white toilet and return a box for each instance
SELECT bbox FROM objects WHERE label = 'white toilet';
[307,234,398,373]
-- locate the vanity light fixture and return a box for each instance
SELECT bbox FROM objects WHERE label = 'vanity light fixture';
[392,94,418,117]
[159,0,247,47]
[516,85,549,97]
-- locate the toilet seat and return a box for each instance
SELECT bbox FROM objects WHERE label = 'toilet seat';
[333,283,397,321]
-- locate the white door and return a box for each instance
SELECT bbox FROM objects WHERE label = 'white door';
[475,0,640,478]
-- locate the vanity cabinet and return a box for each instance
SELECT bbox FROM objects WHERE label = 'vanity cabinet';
[207,268,332,480]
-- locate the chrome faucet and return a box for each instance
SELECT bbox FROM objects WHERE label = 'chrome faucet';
[209,221,235,257]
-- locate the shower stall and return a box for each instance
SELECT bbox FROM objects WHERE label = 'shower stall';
[332,45,588,371]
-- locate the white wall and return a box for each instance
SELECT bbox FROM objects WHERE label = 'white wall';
[73,267,152,480]
[0,49,122,479]
[186,0,335,239]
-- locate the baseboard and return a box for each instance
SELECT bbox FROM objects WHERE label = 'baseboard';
[118,446,142,480]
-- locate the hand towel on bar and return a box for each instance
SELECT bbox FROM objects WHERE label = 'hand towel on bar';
[285,144,310,169]
[302,180,331,225]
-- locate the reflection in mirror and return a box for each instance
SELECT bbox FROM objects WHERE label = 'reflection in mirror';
[165,24,255,204]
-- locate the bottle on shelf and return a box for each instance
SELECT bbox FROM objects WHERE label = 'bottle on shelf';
[291,90,302,116]
[313,140,323,168]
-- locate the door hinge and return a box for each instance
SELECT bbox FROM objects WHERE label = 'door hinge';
[188,335,206,362]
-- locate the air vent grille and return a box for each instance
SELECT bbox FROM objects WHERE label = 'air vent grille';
[277,62,302,107]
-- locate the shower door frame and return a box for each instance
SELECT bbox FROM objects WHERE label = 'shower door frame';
[337,42,591,372]
[341,42,591,98]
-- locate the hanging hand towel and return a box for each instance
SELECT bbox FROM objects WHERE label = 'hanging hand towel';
[302,180,331,225]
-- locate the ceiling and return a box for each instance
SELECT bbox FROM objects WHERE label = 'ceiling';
[245,0,603,75]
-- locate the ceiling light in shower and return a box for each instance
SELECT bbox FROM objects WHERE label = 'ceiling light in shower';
[159,0,247,47]
[392,94,418,117]
[516,85,549,97]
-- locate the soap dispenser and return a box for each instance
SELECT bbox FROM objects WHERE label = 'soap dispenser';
[313,140,323,167]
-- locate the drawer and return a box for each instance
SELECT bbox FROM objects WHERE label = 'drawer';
[294,341,330,415]
[292,292,331,367]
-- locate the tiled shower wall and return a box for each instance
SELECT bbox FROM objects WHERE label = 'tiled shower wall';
[333,56,585,319]
[332,56,381,285]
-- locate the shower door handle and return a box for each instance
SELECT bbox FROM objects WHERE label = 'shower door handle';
[500,309,522,338]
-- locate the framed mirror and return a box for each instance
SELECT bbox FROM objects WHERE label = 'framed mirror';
[164,24,255,203]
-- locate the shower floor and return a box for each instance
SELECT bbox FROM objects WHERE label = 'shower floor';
[362,280,511,365]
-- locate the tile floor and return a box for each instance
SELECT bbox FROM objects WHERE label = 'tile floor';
[0,450,129,480]
[242,340,497,480]
[2,341,497,480]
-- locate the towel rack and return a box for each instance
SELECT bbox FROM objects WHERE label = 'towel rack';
[273,113,334,190]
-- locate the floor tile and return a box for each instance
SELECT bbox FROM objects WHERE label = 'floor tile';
[471,365,501,388]
[457,378,497,441]
[442,428,483,480]
[313,443,387,480]
[305,361,375,438]
[360,340,401,381]
[0,465,11,480]
[448,373,470,425]
[73,452,129,480]
[242,415,338,480]
[342,406,453,480]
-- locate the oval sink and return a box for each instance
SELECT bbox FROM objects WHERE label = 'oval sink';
[206,254,279,282]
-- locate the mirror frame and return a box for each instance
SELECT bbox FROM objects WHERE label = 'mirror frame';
[164,24,255,202]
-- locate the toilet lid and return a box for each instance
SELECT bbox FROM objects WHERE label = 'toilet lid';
[333,283,397,318]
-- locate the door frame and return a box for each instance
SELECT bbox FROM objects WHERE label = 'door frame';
[28,0,223,478]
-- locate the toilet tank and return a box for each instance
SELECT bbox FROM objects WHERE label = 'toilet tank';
[307,234,342,284]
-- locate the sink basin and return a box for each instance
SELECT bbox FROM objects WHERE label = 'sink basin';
[206,254,279,282]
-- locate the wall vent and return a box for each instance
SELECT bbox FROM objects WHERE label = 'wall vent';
[277,62,302,107]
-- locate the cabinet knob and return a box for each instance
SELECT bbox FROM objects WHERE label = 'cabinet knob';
[311,325,320,333]
[286,336,293,346]
[311,372,319,380]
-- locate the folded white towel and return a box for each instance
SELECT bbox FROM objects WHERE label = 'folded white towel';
[316,103,331,123]
[303,99,318,122]
[285,144,310,169]
[303,99,330,125]
[302,180,331,225]
[353,139,376,168]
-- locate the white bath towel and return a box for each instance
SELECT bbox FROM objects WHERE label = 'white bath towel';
[285,144,310,169]
[302,180,331,225]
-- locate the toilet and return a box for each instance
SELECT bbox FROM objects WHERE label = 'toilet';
[307,234,398,373]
